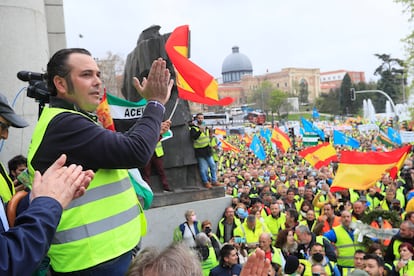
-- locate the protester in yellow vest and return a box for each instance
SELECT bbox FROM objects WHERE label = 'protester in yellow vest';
[141,120,172,192]
[0,94,28,203]
[27,49,172,274]
[323,211,364,274]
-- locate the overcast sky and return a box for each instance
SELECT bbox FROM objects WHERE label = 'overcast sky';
[63,0,411,81]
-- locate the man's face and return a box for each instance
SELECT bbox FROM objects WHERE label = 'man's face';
[270,204,280,216]
[323,205,333,218]
[287,191,295,201]
[247,219,256,230]
[364,259,383,276]
[310,245,324,256]
[58,53,102,112]
[259,235,272,251]
[196,115,204,124]
[0,116,10,140]
[399,223,413,238]
[224,249,239,266]
[353,202,365,215]
[225,208,234,220]
[341,211,352,228]
[12,164,27,178]
[354,253,365,269]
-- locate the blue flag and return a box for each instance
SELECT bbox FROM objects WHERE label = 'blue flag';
[387,127,402,146]
[260,128,271,144]
[312,107,320,119]
[250,135,266,161]
[333,130,360,149]
[301,117,324,140]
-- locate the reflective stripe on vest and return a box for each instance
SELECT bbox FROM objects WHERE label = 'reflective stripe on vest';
[52,177,139,244]
[333,225,363,267]
[27,107,145,272]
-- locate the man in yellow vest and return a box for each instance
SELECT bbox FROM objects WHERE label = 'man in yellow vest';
[141,120,172,192]
[323,210,364,275]
[27,49,172,275]
[0,94,28,203]
[189,113,220,188]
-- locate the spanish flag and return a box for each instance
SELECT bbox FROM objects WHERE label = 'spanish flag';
[214,128,227,136]
[220,138,240,153]
[271,127,292,153]
[299,142,337,169]
[330,145,412,192]
[165,25,233,106]
[244,133,252,147]
[96,90,115,131]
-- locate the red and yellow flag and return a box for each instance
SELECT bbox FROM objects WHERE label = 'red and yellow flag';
[244,133,252,147]
[330,145,412,192]
[165,25,233,106]
[299,142,337,169]
[219,138,240,153]
[96,90,115,131]
[271,127,292,153]
[214,128,227,136]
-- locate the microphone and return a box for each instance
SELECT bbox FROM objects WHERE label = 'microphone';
[17,71,44,82]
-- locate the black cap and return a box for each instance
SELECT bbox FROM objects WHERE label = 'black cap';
[0,94,28,128]
[284,255,299,274]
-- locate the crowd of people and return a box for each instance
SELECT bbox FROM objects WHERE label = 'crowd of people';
[168,112,414,276]
[1,47,414,276]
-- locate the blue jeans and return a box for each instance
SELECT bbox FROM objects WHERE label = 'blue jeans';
[197,156,217,183]
[51,251,132,276]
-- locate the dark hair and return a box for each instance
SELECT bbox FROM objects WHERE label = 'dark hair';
[219,244,236,265]
[46,48,92,96]
[363,253,384,267]
[275,229,292,249]
[286,208,299,222]
[354,249,366,256]
[367,243,383,256]
[8,155,27,173]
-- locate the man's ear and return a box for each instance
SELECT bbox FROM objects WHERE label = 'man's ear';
[53,75,67,94]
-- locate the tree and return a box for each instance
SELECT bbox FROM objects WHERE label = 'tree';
[249,81,274,112]
[96,51,125,96]
[299,79,309,104]
[339,73,356,115]
[374,53,406,104]
[269,89,289,118]
[315,89,340,115]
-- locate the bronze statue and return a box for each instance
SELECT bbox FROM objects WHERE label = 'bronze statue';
[122,25,201,195]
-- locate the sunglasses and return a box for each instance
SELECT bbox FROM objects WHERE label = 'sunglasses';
[0,122,10,130]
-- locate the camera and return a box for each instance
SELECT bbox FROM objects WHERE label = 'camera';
[17,70,50,103]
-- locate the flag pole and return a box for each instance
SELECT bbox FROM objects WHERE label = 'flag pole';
[167,97,180,121]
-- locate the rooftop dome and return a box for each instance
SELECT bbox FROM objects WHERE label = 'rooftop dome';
[222,46,253,73]
[221,46,253,83]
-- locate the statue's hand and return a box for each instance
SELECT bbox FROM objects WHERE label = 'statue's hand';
[133,58,173,105]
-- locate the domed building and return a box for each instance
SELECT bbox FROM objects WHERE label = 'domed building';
[221,46,253,83]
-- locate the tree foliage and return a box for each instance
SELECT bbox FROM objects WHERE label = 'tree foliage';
[269,89,289,118]
[339,73,357,115]
[374,53,406,104]
[249,81,289,118]
[249,81,273,112]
